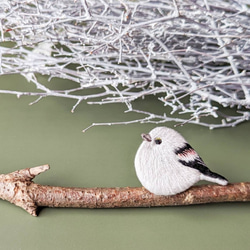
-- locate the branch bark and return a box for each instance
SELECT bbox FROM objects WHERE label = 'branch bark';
[0,165,249,216]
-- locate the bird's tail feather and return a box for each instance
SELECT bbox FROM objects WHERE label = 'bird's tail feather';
[200,171,228,186]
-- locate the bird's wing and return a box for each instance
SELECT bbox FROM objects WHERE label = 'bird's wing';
[175,143,227,182]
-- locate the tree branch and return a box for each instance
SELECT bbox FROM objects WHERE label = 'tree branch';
[0,165,249,216]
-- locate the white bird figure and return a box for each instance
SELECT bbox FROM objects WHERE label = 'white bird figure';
[134,127,228,196]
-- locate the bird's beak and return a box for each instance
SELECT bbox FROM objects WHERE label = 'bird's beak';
[141,133,152,142]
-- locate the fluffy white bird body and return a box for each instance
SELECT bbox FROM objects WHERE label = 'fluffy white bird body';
[134,127,228,196]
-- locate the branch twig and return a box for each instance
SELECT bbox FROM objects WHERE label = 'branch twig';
[0,0,249,129]
[0,165,249,216]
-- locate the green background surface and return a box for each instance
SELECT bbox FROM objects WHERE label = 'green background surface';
[0,75,249,250]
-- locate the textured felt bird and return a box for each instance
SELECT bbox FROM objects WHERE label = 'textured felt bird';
[134,127,228,195]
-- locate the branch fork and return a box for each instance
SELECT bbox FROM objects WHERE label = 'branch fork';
[0,165,249,216]
[0,165,49,216]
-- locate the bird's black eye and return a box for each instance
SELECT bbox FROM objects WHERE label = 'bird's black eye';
[154,138,162,145]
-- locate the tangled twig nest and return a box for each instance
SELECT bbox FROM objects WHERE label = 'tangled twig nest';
[0,0,249,129]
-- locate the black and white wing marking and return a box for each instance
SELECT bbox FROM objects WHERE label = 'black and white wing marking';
[175,143,228,185]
